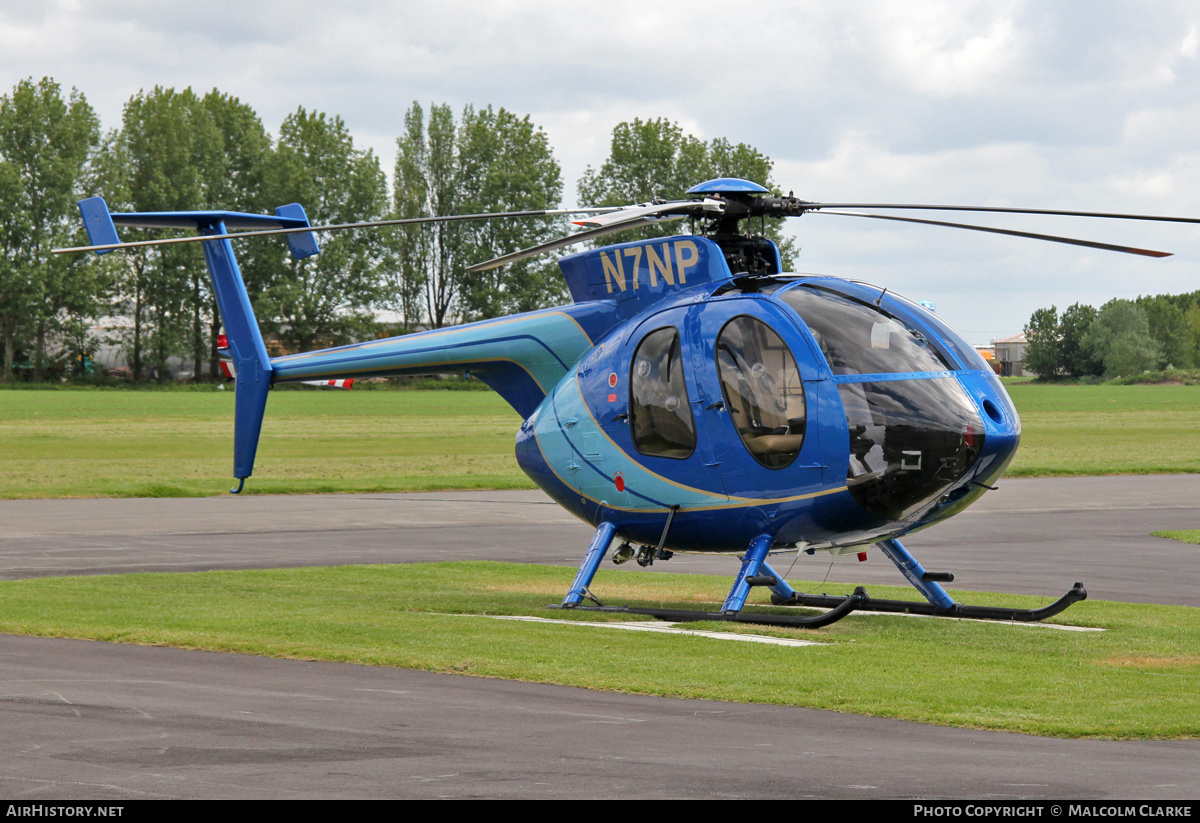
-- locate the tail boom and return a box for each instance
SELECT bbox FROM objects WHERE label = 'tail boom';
[270,309,597,418]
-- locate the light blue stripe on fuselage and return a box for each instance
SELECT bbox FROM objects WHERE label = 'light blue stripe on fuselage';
[530,375,731,512]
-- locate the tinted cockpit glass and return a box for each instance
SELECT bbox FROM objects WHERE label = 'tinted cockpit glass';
[715,316,806,469]
[839,378,984,520]
[780,286,951,375]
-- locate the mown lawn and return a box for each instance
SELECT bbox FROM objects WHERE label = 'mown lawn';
[1004,382,1200,475]
[0,389,525,497]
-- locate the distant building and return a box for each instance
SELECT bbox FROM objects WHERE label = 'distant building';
[88,316,208,380]
[993,333,1029,377]
[973,344,1000,373]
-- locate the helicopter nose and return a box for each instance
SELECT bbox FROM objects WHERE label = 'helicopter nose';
[840,373,1019,524]
[957,371,1021,486]
[909,372,1021,525]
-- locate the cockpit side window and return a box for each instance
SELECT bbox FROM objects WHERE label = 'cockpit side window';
[779,286,952,375]
[630,327,696,459]
[715,316,806,469]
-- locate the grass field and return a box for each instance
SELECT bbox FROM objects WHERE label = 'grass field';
[0,389,526,498]
[1,382,1198,497]
[1154,530,1200,545]
[0,560,1196,739]
[1003,382,1200,476]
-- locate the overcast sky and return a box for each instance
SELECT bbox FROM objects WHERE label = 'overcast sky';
[3,0,1199,343]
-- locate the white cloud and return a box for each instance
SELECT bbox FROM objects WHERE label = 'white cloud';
[873,2,1028,96]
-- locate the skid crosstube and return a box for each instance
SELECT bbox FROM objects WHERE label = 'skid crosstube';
[772,581,1087,622]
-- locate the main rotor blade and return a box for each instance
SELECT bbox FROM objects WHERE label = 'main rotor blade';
[52,206,622,255]
[467,215,686,272]
[572,197,723,228]
[818,211,1173,258]
[803,202,1200,225]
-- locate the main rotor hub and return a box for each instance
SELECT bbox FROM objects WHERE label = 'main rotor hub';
[686,178,770,196]
[684,179,801,275]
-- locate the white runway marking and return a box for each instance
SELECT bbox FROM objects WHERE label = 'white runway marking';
[480,615,823,647]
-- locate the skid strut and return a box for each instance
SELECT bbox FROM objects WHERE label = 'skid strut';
[561,521,616,607]
[556,527,866,628]
[557,531,1081,629]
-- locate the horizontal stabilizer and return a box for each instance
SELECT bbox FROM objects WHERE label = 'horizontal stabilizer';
[110,207,314,233]
[68,198,320,260]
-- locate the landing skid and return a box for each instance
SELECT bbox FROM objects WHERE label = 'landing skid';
[772,582,1087,622]
[551,590,865,630]
[558,524,1087,630]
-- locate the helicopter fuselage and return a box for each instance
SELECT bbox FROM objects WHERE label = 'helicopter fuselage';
[516,268,1019,556]
[266,231,1019,557]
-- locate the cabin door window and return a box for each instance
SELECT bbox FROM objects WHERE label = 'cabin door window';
[629,326,697,459]
[715,316,807,469]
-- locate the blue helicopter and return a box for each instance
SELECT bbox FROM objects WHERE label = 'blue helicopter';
[61,178,1195,628]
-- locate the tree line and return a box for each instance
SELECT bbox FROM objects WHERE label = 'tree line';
[1023,292,1200,379]
[0,78,785,384]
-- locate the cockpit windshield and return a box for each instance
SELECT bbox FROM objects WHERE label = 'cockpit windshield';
[839,378,984,520]
[779,285,952,375]
[777,283,985,521]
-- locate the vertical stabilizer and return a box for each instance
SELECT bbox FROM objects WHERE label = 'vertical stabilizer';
[199,223,273,490]
[75,198,320,491]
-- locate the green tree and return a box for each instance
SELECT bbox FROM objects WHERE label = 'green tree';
[116,86,221,380]
[1084,299,1160,378]
[1060,302,1101,378]
[1023,305,1061,378]
[0,77,100,382]
[1138,294,1194,370]
[0,148,33,381]
[391,102,461,330]
[578,118,710,215]
[107,88,276,380]
[87,126,149,376]
[454,105,565,321]
[578,118,795,266]
[390,102,565,328]
[1186,302,1200,366]
[387,103,435,330]
[259,107,387,351]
